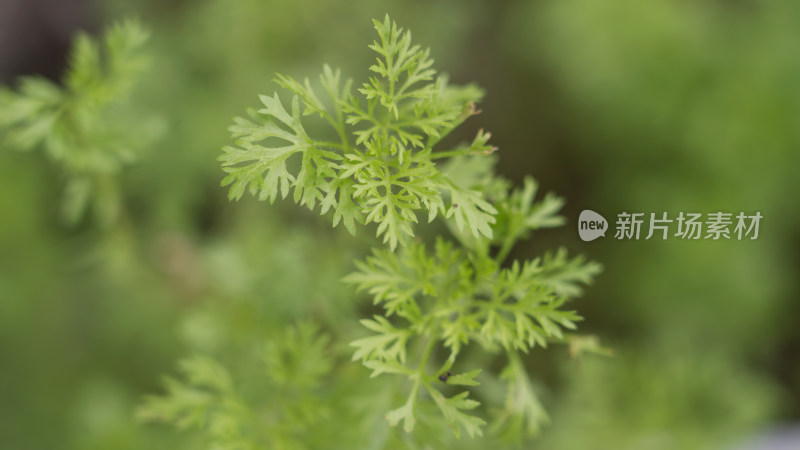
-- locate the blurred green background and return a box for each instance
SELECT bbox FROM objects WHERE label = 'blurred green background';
[1,0,798,449]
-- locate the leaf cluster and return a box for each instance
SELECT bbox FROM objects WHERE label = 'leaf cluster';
[0,20,157,224]
[220,16,495,249]
[139,324,335,450]
[345,236,600,437]
[219,15,603,440]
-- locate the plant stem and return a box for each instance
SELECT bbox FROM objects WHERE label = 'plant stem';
[417,335,438,377]
[495,230,518,265]
[431,149,468,160]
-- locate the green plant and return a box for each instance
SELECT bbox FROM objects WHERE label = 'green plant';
[0,20,158,226]
[3,3,795,450]
[138,323,338,449]
[205,15,602,439]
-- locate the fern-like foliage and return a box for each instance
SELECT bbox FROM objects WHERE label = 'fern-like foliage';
[0,20,157,225]
[139,323,335,449]
[344,236,600,437]
[220,16,494,249]
[220,15,603,440]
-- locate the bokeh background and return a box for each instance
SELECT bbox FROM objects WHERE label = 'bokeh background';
[1,0,798,449]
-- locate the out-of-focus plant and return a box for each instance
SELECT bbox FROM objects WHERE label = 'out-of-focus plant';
[502,0,800,447]
[0,20,160,226]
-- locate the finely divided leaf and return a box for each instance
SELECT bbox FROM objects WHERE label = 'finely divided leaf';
[428,388,486,438]
[446,369,482,386]
[386,394,417,433]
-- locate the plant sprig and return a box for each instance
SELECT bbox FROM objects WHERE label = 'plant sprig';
[219,15,602,439]
[0,20,157,225]
[220,15,494,250]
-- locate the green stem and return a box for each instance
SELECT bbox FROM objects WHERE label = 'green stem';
[505,348,521,370]
[323,116,350,152]
[403,335,438,416]
[495,229,518,265]
[314,141,345,149]
[417,336,437,377]
[408,376,422,407]
[431,149,469,160]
